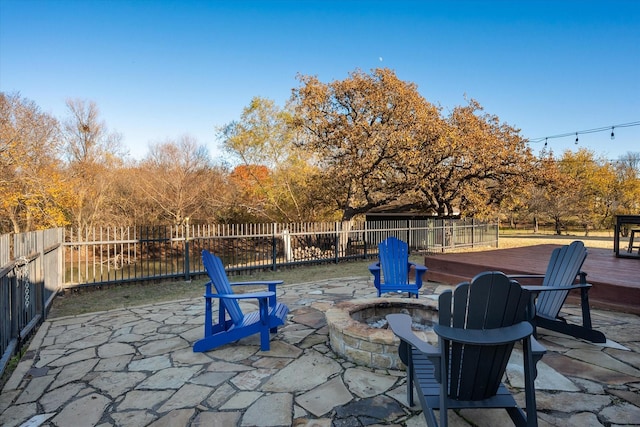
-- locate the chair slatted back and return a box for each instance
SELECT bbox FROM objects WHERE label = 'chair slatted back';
[536,241,587,319]
[202,250,245,325]
[378,237,409,285]
[438,272,530,401]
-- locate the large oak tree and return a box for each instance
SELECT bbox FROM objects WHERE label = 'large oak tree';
[292,68,534,220]
[292,68,443,220]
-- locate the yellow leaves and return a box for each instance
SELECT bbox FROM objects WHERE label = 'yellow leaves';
[524,148,629,231]
[292,69,535,219]
[0,92,69,232]
[219,96,333,223]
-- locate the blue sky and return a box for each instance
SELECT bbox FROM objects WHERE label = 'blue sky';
[1,0,638,162]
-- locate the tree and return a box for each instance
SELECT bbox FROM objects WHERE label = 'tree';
[618,151,640,177]
[614,152,640,217]
[412,99,535,217]
[558,149,617,235]
[292,68,443,220]
[61,99,126,233]
[219,97,329,222]
[136,135,213,225]
[0,92,70,233]
[525,149,579,234]
[225,164,272,222]
[292,68,533,220]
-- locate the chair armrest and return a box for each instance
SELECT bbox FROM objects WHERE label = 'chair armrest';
[523,284,591,293]
[531,335,546,357]
[411,262,428,273]
[386,314,439,356]
[369,263,382,287]
[507,274,545,280]
[230,280,284,287]
[433,321,534,346]
[204,291,275,300]
[409,262,427,288]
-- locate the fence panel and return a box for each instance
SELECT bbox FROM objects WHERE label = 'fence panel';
[0,228,63,378]
[62,219,498,287]
[13,231,43,343]
[42,228,63,307]
[0,233,14,377]
[1,220,495,377]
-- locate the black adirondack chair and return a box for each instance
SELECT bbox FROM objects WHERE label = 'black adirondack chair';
[509,240,606,343]
[387,271,545,427]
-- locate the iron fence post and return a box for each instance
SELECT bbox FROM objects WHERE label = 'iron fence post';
[272,224,277,271]
[335,222,340,263]
[184,240,190,281]
[184,221,190,281]
[364,221,368,259]
[10,267,18,350]
[472,218,475,248]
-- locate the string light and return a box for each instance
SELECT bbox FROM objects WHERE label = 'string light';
[529,121,640,144]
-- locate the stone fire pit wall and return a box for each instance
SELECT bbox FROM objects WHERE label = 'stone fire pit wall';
[326,298,438,370]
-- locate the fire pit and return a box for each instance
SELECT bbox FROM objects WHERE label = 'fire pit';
[326,298,438,369]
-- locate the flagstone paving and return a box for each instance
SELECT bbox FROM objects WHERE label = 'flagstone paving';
[1,277,640,426]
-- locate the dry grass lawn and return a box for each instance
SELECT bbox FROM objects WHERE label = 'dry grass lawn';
[498,230,613,250]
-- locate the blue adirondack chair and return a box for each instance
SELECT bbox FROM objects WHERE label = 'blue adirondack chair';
[388,272,546,427]
[369,236,428,298]
[509,240,606,343]
[193,250,289,352]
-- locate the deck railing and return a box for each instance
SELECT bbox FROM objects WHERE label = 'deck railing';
[63,218,498,287]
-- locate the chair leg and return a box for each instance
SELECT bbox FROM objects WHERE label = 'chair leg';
[204,296,213,337]
[406,347,414,407]
[260,328,270,351]
[259,299,270,351]
[523,338,539,427]
[439,337,448,427]
[204,282,213,337]
[578,276,593,330]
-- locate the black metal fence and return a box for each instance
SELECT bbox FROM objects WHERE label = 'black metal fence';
[0,228,63,379]
[0,219,496,378]
[63,218,498,287]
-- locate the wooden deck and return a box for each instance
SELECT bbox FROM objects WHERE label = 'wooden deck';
[424,244,640,315]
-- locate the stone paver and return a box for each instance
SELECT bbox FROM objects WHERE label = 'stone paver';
[1,277,639,426]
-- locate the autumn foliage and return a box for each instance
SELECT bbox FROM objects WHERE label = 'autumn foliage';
[1,69,639,234]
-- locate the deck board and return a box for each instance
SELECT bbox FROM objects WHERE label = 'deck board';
[424,244,640,315]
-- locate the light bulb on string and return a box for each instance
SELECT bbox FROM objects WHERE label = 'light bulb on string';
[529,121,640,148]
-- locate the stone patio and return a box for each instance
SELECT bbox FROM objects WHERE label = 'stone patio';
[1,277,639,426]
